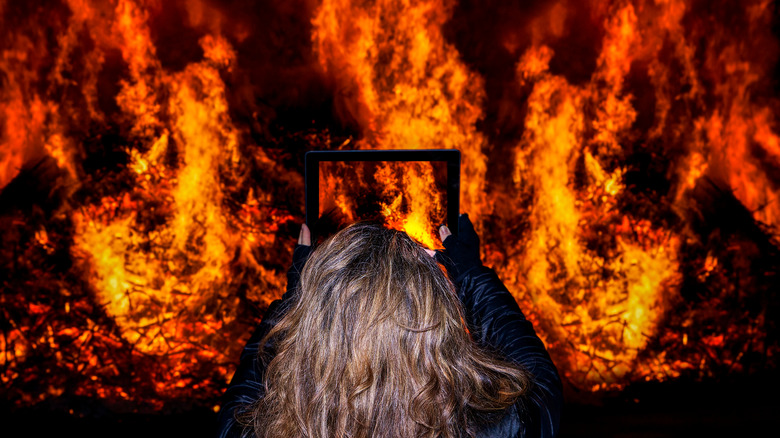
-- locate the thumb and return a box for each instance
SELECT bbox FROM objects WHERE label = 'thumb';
[298,224,311,246]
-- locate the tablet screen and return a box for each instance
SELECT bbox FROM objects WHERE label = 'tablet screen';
[306,150,460,249]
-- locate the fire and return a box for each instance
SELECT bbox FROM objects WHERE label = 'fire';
[2,0,295,410]
[1,0,779,415]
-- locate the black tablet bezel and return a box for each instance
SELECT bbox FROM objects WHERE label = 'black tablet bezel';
[305,149,460,239]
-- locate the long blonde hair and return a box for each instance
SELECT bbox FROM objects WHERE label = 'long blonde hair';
[247,223,531,437]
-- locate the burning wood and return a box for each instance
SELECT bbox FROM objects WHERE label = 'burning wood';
[1,0,779,416]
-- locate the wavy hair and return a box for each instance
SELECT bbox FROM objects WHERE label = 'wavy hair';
[246,223,531,437]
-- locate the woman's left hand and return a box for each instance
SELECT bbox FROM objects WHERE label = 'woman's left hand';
[287,224,313,297]
[298,223,311,246]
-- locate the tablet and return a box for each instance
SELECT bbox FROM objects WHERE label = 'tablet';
[305,149,460,248]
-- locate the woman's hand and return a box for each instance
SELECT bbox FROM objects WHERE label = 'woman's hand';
[434,214,484,283]
[287,224,313,297]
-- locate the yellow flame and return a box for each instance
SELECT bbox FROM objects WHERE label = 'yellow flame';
[72,8,281,358]
[504,5,682,389]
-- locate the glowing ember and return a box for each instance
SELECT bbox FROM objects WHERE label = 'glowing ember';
[1,0,779,415]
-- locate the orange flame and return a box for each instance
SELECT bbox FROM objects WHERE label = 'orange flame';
[9,4,287,410]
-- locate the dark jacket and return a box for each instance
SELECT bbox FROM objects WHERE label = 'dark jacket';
[216,246,563,437]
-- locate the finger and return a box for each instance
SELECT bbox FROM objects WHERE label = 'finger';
[299,224,312,246]
[423,248,436,257]
[439,225,452,243]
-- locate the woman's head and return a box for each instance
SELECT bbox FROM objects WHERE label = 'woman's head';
[250,223,530,438]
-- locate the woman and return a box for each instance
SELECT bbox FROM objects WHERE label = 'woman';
[216,214,562,437]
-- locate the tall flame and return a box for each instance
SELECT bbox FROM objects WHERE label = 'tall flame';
[70,1,286,359]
